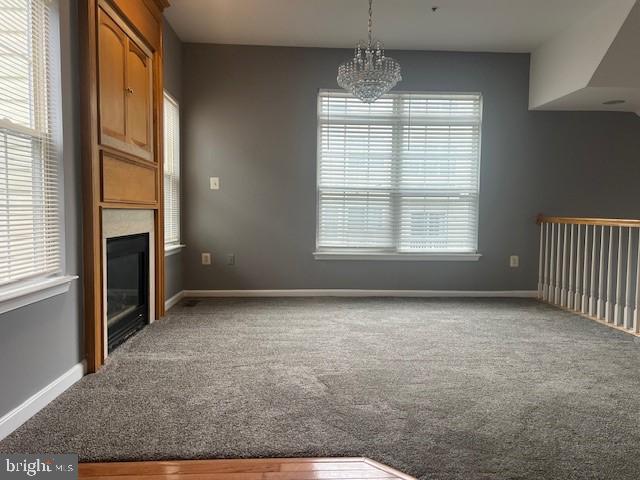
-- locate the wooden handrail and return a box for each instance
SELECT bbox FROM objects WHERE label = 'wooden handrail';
[536,215,640,228]
[536,213,640,336]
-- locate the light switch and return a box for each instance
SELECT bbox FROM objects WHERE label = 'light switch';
[201,253,212,265]
[509,255,519,268]
[209,177,220,190]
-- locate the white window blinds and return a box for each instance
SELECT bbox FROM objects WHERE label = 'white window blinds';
[0,0,63,286]
[163,92,180,246]
[317,90,482,254]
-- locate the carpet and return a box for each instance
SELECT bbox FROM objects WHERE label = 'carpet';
[2,297,640,480]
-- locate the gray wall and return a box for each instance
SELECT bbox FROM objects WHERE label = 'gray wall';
[182,44,640,291]
[0,0,83,417]
[163,20,184,300]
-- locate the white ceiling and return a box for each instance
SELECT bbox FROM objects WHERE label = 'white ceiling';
[165,0,606,52]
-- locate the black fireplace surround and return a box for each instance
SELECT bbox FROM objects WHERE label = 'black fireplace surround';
[106,233,149,352]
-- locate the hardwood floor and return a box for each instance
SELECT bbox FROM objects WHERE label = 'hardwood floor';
[78,458,416,480]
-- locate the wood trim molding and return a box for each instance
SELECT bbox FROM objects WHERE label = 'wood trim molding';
[78,458,417,480]
[99,146,158,170]
[100,202,159,210]
[537,214,640,228]
[151,0,170,11]
[106,0,162,51]
[100,134,154,162]
[362,459,417,480]
[154,12,165,317]
[79,0,103,373]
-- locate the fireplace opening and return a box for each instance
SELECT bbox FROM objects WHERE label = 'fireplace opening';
[106,233,149,353]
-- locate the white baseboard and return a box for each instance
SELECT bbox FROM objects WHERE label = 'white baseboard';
[0,361,86,441]
[183,289,538,298]
[165,290,185,310]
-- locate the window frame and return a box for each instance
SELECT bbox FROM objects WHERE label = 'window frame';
[162,90,184,255]
[314,89,482,261]
[0,0,75,314]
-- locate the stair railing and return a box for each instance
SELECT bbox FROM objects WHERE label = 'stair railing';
[537,215,640,336]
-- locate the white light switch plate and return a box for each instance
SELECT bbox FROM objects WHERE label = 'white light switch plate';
[509,255,519,268]
[209,177,219,190]
[201,253,212,265]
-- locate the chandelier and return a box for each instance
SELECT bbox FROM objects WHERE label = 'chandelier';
[337,0,402,103]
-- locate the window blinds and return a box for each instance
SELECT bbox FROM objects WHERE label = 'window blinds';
[0,0,62,286]
[163,92,180,246]
[317,90,482,254]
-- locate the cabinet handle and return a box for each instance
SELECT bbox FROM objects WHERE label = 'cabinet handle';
[125,87,134,95]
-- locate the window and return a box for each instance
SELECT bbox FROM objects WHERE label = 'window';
[0,0,64,287]
[315,90,482,260]
[163,92,180,250]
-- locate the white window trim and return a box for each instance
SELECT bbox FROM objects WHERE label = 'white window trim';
[163,90,181,248]
[313,252,482,261]
[0,275,77,316]
[165,244,186,256]
[0,0,73,311]
[315,89,483,260]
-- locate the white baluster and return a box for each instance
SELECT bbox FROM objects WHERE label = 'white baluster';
[615,226,623,325]
[606,226,613,323]
[568,224,575,310]
[582,225,589,313]
[538,222,544,299]
[589,225,597,316]
[625,227,633,329]
[597,225,605,319]
[543,223,550,301]
[561,224,568,306]
[634,227,640,334]
[573,224,582,310]
[550,223,556,304]
[556,223,562,304]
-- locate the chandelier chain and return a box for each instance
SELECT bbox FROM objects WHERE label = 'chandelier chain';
[368,0,373,47]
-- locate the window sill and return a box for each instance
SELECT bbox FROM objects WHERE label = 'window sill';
[313,252,482,261]
[165,244,186,257]
[0,275,78,316]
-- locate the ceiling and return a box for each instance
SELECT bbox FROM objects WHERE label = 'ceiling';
[165,0,605,52]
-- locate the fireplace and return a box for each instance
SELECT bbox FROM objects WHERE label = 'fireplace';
[106,233,149,352]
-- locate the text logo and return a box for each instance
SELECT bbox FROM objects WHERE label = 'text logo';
[0,455,77,479]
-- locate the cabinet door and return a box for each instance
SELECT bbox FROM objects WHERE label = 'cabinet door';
[98,8,127,144]
[126,41,153,157]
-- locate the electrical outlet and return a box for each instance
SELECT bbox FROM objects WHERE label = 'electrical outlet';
[201,252,212,265]
[509,255,519,268]
[227,253,235,266]
[209,177,220,190]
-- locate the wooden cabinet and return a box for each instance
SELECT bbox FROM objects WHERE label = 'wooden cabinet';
[82,0,168,373]
[98,9,127,143]
[98,5,153,161]
[126,41,153,154]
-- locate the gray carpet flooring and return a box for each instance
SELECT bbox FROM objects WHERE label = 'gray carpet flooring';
[2,298,640,480]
